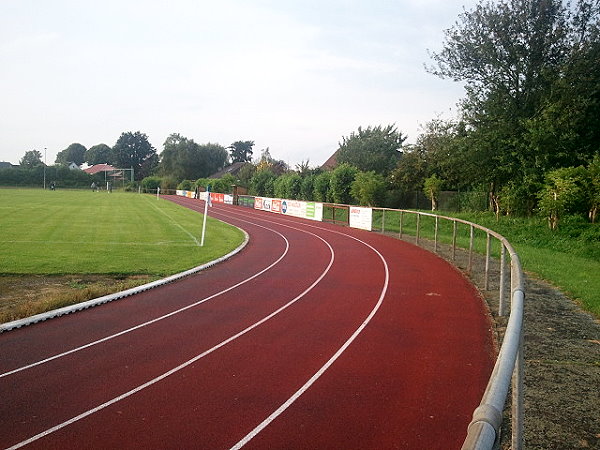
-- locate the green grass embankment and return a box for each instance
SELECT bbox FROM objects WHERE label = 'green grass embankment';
[373,210,600,317]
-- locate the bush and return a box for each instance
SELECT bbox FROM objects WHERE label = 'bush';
[330,164,358,204]
[537,166,588,229]
[351,171,387,206]
[141,176,161,192]
[160,177,178,192]
[177,180,194,190]
[313,171,332,202]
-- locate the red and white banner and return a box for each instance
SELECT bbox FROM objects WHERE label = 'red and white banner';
[349,207,373,231]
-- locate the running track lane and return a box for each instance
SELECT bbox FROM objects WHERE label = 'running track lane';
[0,197,494,449]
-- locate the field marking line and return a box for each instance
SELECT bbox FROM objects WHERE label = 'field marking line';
[5,226,335,450]
[144,196,201,247]
[1,240,198,247]
[0,217,287,378]
[221,210,391,449]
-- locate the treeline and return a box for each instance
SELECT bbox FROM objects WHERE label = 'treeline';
[6,0,599,230]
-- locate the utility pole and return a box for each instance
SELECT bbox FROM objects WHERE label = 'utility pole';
[43,148,47,190]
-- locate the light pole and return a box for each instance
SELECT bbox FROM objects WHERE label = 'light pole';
[43,148,47,190]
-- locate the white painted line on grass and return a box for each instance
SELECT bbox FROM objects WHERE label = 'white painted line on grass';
[146,196,201,247]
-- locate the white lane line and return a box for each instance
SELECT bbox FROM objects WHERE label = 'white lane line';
[228,214,390,449]
[6,228,335,450]
[145,196,201,247]
[1,218,288,379]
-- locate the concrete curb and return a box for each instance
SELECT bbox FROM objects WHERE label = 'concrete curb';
[0,230,250,333]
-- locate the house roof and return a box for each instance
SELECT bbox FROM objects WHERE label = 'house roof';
[320,150,338,170]
[209,161,250,179]
[83,164,118,174]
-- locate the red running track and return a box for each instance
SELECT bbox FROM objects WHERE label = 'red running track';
[0,197,494,449]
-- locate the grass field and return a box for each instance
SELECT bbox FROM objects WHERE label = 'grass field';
[0,189,245,275]
[372,209,600,317]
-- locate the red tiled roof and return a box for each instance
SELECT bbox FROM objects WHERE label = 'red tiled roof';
[83,164,117,174]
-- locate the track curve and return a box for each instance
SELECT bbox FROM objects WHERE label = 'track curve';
[0,197,494,449]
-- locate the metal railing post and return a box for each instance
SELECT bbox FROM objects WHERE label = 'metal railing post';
[416,214,420,244]
[399,211,404,238]
[452,220,457,261]
[468,225,474,273]
[499,246,507,316]
[484,233,491,290]
[434,216,439,253]
[382,209,386,233]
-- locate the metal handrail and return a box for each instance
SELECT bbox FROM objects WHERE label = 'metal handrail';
[373,208,524,449]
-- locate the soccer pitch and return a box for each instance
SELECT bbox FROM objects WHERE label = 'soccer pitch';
[0,189,245,275]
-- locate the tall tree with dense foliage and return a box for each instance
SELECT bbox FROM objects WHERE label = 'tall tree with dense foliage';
[428,0,600,208]
[55,143,87,166]
[85,144,112,165]
[112,131,158,180]
[200,143,229,176]
[228,140,254,163]
[336,124,405,175]
[160,134,228,180]
[19,150,43,167]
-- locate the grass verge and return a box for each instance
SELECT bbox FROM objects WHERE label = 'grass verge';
[372,209,600,317]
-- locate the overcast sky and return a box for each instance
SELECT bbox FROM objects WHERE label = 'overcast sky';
[0,0,478,167]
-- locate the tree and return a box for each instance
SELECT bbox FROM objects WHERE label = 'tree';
[427,0,600,206]
[389,145,428,193]
[537,166,588,229]
[330,163,358,204]
[159,134,227,180]
[423,174,444,211]
[589,155,600,223]
[313,171,332,202]
[200,143,228,176]
[85,144,112,165]
[336,124,405,175]
[351,171,387,206]
[19,150,43,167]
[274,172,302,199]
[55,143,87,166]
[228,140,254,163]
[250,168,277,197]
[112,131,158,180]
[255,148,288,175]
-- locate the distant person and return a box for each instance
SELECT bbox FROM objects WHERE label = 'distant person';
[50,181,55,191]
[91,182,97,191]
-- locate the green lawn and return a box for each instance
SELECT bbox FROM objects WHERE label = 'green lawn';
[373,209,600,317]
[0,189,245,276]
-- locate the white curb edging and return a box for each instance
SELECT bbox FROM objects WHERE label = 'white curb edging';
[0,230,250,333]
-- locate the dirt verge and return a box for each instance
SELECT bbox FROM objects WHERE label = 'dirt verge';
[0,274,157,324]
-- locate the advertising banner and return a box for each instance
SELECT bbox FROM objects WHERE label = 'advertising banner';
[176,190,196,199]
[349,207,373,231]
